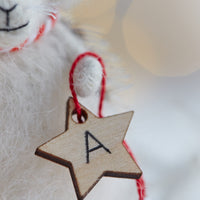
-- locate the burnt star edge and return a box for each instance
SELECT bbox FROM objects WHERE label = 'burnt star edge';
[35,146,142,200]
[35,98,143,200]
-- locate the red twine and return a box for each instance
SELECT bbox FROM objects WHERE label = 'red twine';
[69,52,146,200]
[69,52,106,120]
[123,141,146,200]
[0,12,57,53]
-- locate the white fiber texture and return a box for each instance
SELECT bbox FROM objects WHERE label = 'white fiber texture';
[0,0,104,199]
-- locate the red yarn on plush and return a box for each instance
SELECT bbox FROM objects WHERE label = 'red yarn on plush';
[69,52,146,200]
[0,12,57,53]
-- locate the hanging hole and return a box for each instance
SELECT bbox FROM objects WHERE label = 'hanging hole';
[71,109,88,124]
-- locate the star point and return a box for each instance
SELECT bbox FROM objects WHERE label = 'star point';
[35,98,142,200]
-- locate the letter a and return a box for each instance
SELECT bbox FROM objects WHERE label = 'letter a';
[85,131,111,163]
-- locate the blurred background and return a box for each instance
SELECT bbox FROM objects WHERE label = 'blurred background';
[69,0,200,199]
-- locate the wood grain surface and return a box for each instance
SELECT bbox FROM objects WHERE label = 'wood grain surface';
[35,98,142,200]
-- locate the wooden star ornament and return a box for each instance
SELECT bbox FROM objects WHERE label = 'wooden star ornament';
[35,98,142,200]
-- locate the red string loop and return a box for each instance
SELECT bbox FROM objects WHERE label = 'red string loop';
[69,52,106,121]
[69,52,146,200]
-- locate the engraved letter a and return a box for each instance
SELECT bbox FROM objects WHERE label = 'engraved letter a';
[85,131,111,163]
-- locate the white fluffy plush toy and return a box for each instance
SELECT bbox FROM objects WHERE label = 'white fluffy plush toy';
[0,0,103,199]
